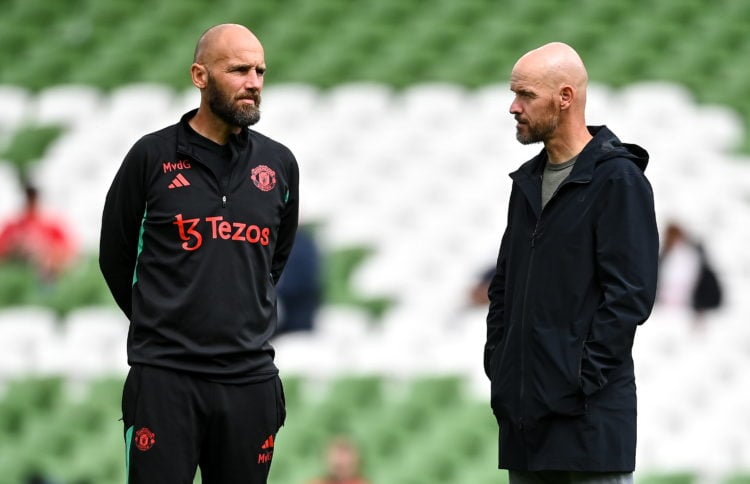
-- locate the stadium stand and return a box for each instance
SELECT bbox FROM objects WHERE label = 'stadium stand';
[1,82,750,483]
[1,1,750,483]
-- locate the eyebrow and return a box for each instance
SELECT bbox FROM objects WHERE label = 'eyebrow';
[226,63,266,71]
[511,85,536,97]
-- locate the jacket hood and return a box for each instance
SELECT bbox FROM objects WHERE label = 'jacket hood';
[586,125,649,171]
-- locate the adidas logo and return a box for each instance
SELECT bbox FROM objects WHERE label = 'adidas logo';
[168,173,191,189]
[261,435,274,449]
[258,434,274,464]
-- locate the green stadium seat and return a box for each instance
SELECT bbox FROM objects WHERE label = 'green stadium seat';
[278,406,330,458]
[0,263,40,306]
[1,376,65,413]
[85,0,143,26]
[280,374,307,411]
[404,375,465,409]
[353,409,411,465]
[324,375,385,409]
[356,1,421,26]
[0,443,27,483]
[637,472,698,484]
[724,473,750,484]
[6,0,71,25]
[0,24,38,61]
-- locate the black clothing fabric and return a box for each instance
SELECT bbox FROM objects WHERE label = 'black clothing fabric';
[122,365,286,483]
[100,110,299,382]
[508,469,633,483]
[691,243,723,311]
[485,126,658,471]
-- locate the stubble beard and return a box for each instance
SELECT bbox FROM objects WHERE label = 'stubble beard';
[516,100,559,145]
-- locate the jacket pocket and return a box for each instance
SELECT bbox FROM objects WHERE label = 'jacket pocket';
[121,365,144,428]
[489,334,521,420]
[274,376,287,431]
[530,325,587,419]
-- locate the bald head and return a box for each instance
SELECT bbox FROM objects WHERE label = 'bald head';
[512,42,588,97]
[193,23,263,65]
[508,42,593,157]
[189,24,266,140]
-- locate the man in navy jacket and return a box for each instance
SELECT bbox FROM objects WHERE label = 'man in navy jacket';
[485,42,658,484]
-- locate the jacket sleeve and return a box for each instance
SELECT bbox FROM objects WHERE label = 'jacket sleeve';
[270,153,300,285]
[99,140,148,319]
[580,164,659,396]
[485,228,509,378]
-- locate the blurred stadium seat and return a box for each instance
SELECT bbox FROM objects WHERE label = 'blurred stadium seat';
[0,307,59,377]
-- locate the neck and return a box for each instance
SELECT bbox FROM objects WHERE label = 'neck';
[544,124,592,164]
[188,107,240,145]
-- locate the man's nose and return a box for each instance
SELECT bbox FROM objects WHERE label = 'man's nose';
[509,99,521,115]
[245,70,263,89]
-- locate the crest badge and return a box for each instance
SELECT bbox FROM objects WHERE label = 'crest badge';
[251,165,277,192]
[135,427,156,451]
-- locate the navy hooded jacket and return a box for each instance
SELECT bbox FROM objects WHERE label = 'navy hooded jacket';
[485,126,658,471]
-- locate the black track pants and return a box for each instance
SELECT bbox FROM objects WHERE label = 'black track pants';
[122,365,286,484]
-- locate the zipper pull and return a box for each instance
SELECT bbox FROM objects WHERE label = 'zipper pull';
[222,195,227,208]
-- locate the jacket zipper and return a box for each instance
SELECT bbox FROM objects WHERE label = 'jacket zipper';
[516,176,588,429]
[518,216,542,430]
[221,143,241,209]
[176,149,233,209]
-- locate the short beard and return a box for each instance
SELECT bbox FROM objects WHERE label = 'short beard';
[206,74,261,127]
[516,99,559,145]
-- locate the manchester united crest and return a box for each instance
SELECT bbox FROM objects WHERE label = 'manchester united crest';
[135,427,156,451]
[250,165,276,192]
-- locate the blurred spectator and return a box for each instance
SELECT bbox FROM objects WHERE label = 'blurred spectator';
[307,436,370,484]
[468,266,495,306]
[657,221,723,325]
[275,225,322,336]
[0,183,77,283]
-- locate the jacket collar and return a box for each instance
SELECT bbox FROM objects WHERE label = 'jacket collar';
[511,126,615,182]
[176,109,251,158]
[508,126,634,216]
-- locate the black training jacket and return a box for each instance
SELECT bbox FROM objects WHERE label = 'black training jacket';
[100,110,299,382]
[485,126,658,471]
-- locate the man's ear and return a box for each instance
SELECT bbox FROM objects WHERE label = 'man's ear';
[559,85,574,110]
[191,63,208,89]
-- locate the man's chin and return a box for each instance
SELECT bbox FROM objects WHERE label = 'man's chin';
[516,133,540,145]
[515,128,529,144]
[234,107,261,127]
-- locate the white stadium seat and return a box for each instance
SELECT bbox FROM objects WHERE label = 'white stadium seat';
[0,306,59,377]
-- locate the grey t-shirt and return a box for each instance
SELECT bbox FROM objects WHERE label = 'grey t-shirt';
[541,155,577,209]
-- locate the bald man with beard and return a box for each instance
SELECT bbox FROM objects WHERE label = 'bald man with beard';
[100,24,298,483]
[484,43,658,484]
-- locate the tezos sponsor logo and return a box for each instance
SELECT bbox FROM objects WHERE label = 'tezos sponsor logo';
[173,214,270,251]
